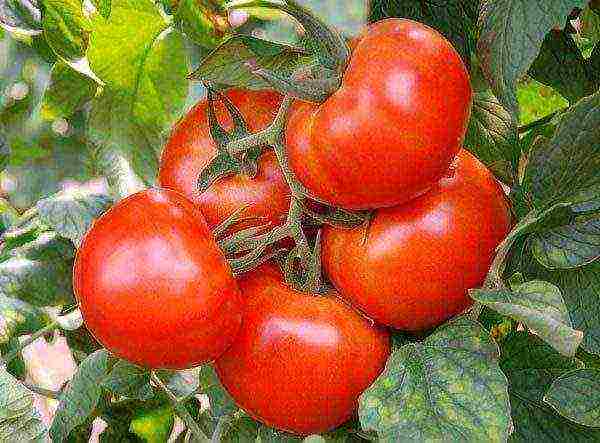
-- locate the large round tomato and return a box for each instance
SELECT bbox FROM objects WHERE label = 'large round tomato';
[322,150,511,331]
[159,89,290,234]
[285,19,472,210]
[214,264,390,435]
[73,189,243,369]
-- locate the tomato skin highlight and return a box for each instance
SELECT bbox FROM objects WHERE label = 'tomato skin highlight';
[159,89,290,234]
[214,264,391,435]
[322,150,512,332]
[285,18,473,210]
[73,188,243,369]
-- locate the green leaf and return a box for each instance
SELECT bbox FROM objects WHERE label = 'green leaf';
[500,332,600,442]
[368,0,479,64]
[0,133,9,174]
[257,425,302,442]
[64,326,102,364]
[0,0,42,34]
[36,188,112,246]
[175,0,226,48]
[544,368,600,428]
[0,232,75,307]
[358,317,511,442]
[41,62,98,120]
[91,0,111,18]
[0,294,49,344]
[0,367,46,442]
[0,199,18,233]
[41,0,91,60]
[155,368,199,398]
[88,0,188,132]
[470,280,583,357]
[49,349,110,443]
[102,360,154,401]
[189,35,309,90]
[531,213,600,270]
[465,90,520,181]
[519,247,600,357]
[477,0,589,119]
[529,30,598,104]
[524,90,600,209]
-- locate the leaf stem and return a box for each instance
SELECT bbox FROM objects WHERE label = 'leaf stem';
[1,321,59,367]
[22,381,61,400]
[151,372,210,443]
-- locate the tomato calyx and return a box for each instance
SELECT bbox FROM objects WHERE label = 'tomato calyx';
[227,0,350,102]
[196,88,267,193]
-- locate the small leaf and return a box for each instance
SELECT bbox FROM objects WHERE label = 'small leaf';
[477,0,588,119]
[130,404,174,443]
[465,90,520,181]
[0,232,75,307]
[49,349,110,443]
[36,188,112,246]
[470,280,583,357]
[524,90,600,209]
[0,367,46,442]
[545,369,600,428]
[189,35,309,90]
[41,61,98,120]
[0,294,49,344]
[499,331,600,441]
[102,359,154,401]
[41,0,91,60]
[359,317,511,442]
[529,29,598,104]
[0,0,42,34]
[531,213,600,270]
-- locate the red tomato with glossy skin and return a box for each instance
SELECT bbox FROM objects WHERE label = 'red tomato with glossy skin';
[285,18,473,210]
[214,264,390,435]
[322,150,511,331]
[159,89,290,234]
[73,189,243,369]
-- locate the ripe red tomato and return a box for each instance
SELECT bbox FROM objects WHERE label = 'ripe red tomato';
[214,264,390,435]
[285,18,472,210]
[159,89,290,234]
[322,150,511,331]
[73,189,243,369]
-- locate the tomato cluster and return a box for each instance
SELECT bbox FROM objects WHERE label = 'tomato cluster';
[73,18,511,436]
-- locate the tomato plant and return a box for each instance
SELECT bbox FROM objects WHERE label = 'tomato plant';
[214,264,391,435]
[285,18,472,210]
[73,188,243,369]
[159,89,290,234]
[322,150,512,331]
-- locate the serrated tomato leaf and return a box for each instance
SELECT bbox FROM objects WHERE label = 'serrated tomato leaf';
[49,349,110,443]
[470,280,583,357]
[359,317,511,442]
[36,188,112,246]
[189,35,309,90]
[531,213,600,270]
[101,360,154,401]
[0,294,49,344]
[0,367,46,442]
[477,0,588,119]
[524,90,600,209]
[499,332,600,442]
[544,369,600,428]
